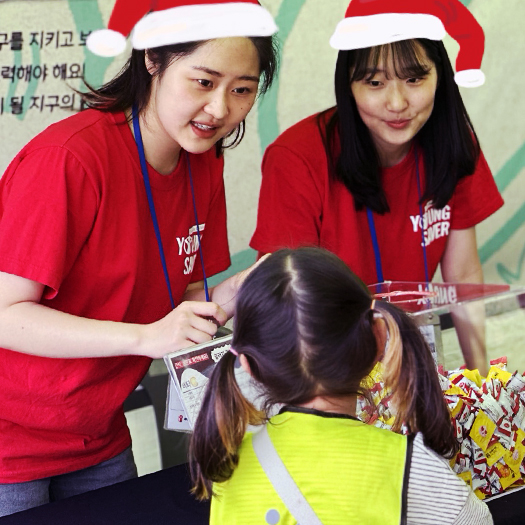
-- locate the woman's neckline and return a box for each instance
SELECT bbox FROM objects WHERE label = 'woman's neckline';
[125,107,182,176]
[380,141,414,169]
[381,141,416,176]
[115,111,185,190]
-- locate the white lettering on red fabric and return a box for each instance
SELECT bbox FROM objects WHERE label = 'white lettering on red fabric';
[409,200,451,247]
[176,224,206,275]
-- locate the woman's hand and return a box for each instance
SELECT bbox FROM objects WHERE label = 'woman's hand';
[140,300,228,359]
[0,270,227,360]
[209,254,271,317]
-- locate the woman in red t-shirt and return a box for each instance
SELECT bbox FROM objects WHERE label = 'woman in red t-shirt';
[0,0,277,516]
[251,2,503,374]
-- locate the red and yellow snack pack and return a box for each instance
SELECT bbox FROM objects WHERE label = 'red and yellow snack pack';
[357,357,525,499]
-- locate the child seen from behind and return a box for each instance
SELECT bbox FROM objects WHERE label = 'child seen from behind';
[190,247,493,524]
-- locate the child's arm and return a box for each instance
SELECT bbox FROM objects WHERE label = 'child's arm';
[407,434,493,524]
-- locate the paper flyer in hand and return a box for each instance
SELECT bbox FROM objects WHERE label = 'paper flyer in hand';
[164,334,255,432]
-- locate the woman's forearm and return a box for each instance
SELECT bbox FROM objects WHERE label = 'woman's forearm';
[184,256,269,319]
[0,271,227,360]
[441,228,488,375]
[0,299,144,358]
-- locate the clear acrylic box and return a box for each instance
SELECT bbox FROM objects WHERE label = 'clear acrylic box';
[368,281,525,374]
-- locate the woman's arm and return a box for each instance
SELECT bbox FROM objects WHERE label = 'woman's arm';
[440,227,488,375]
[183,256,269,318]
[250,142,325,255]
[0,271,227,360]
[441,228,483,284]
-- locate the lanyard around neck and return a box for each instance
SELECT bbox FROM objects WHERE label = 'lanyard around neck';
[131,105,210,308]
[366,147,430,284]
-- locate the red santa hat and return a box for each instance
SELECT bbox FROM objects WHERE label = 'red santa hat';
[330,0,485,88]
[87,0,277,58]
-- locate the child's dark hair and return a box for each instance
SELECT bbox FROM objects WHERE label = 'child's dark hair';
[81,36,278,156]
[319,38,480,213]
[190,247,457,499]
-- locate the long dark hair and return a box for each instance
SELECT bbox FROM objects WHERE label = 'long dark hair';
[81,36,278,156]
[190,247,457,499]
[320,38,480,213]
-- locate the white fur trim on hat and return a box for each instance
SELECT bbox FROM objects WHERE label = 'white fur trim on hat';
[330,13,446,50]
[132,3,277,49]
[86,29,127,57]
[454,69,485,88]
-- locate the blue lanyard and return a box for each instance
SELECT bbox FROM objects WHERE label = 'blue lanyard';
[414,147,430,283]
[131,105,210,308]
[187,150,210,302]
[366,147,430,283]
[366,207,384,283]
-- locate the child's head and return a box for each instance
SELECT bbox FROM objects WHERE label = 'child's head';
[232,247,380,408]
[190,248,457,499]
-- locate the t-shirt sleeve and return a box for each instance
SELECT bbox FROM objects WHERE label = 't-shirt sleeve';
[407,433,493,525]
[449,150,504,230]
[0,147,98,299]
[250,144,324,254]
[191,153,230,282]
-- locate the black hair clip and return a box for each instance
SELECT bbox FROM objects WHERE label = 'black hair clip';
[213,325,233,339]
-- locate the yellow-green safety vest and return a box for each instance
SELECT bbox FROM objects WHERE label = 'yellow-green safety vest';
[211,408,410,525]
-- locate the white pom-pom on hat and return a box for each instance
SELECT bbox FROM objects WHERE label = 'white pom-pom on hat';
[454,69,486,89]
[86,29,127,58]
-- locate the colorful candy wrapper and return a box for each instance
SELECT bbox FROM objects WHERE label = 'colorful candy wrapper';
[358,358,525,498]
[481,393,506,426]
[497,461,520,491]
[458,470,472,487]
[463,368,483,388]
[507,372,525,393]
[485,442,506,466]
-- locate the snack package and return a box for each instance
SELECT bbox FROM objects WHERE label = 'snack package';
[357,357,525,499]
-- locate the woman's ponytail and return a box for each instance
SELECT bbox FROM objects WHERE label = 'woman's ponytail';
[190,351,264,500]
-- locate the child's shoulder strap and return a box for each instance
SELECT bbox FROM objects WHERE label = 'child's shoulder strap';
[252,425,324,525]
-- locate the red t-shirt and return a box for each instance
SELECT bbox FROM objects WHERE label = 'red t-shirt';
[0,109,230,482]
[250,112,503,285]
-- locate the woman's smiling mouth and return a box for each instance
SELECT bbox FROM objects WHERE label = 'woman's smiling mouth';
[191,121,218,138]
[385,119,411,130]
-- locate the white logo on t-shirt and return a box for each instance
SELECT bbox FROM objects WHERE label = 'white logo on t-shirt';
[409,200,451,247]
[176,224,206,275]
